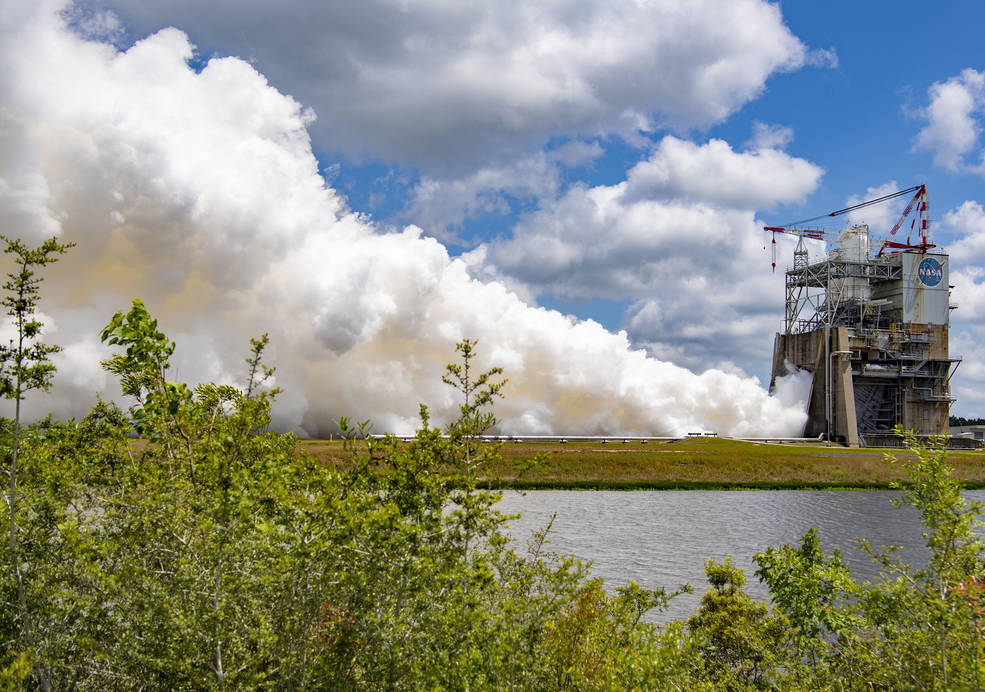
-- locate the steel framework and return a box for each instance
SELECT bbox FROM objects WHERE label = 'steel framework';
[771,224,958,444]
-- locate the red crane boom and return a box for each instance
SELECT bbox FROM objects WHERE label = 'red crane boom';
[763,184,934,270]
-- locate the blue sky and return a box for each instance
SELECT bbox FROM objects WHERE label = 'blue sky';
[3,0,985,433]
[325,1,985,239]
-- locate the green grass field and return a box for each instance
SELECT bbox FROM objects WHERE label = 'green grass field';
[300,437,985,490]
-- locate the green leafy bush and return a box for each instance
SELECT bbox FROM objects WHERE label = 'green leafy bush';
[2,298,689,689]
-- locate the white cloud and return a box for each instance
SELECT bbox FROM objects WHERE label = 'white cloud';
[406,153,562,241]
[843,181,905,233]
[405,140,605,242]
[805,47,838,69]
[90,0,810,171]
[0,1,809,437]
[943,200,985,265]
[921,200,985,418]
[949,327,985,417]
[746,121,794,151]
[484,136,823,298]
[841,180,940,256]
[482,136,823,375]
[61,4,124,43]
[624,136,821,208]
[549,140,604,168]
[913,68,985,172]
[951,266,985,322]
[52,335,109,393]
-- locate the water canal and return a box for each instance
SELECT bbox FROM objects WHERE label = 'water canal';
[496,489,985,623]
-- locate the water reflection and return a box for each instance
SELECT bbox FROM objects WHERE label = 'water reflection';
[496,490,985,623]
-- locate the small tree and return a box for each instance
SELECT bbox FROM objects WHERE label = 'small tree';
[100,299,197,481]
[244,333,278,400]
[755,429,985,689]
[0,234,73,691]
[442,338,506,481]
[687,558,794,688]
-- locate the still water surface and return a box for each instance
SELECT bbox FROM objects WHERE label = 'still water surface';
[496,489,985,623]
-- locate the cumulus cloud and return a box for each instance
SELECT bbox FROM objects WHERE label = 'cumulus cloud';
[89,0,810,171]
[913,68,985,172]
[951,267,985,322]
[843,181,912,235]
[917,198,985,418]
[481,136,823,376]
[623,136,821,207]
[943,200,985,265]
[406,153,562,242]
[549,140,604,169]
[0,1,810,437]
[949,327,985,416]
[805,47,838,69]
[936,201,985,326]
[405,140,607,241]
[61,3,125,43]
[746,121,794,151]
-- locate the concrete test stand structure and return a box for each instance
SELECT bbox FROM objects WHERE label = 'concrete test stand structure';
[767,186,959,446]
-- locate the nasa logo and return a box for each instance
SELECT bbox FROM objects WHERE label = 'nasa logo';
[917,257,943,287]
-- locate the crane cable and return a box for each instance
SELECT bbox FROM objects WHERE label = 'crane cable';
[764,184,927,272]
[778,184,924,228]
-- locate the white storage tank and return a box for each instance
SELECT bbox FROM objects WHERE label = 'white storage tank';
[828,225,871,302]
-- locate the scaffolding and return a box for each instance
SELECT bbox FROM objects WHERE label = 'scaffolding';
[770,225,959,446]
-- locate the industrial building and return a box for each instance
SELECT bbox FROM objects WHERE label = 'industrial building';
[951,425,985,443]
[767,185,959,446]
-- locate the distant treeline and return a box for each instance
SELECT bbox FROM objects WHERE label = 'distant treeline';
[950,415,985,426]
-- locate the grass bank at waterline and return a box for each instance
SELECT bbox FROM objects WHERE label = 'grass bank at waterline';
[301,437,985,490]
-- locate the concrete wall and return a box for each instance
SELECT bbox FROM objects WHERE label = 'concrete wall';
[771,328,858,445]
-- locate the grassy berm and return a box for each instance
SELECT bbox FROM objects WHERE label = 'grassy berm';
[301,436,985,490]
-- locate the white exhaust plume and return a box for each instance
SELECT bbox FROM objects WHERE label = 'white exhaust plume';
[0,3,809,437]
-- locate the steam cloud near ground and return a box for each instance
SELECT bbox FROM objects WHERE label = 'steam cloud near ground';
[0,3,811,437]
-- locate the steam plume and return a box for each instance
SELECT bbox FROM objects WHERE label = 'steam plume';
[0,4,809,437]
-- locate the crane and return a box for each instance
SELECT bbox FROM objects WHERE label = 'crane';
[764,184,934,271]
